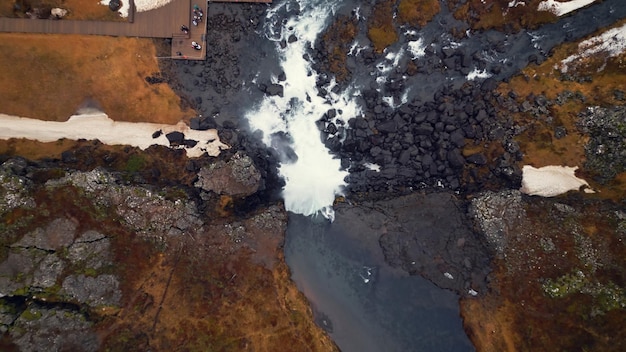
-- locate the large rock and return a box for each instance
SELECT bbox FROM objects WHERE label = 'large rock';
[11,306,99,352]
[61,274,122,307]
[195,151,261,197]
[337,192,490,295]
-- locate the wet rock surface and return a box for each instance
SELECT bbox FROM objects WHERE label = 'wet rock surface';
[367,192,490,295]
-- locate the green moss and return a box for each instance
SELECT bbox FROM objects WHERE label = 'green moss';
[83,267,98,277]
[543,270,587,298]
[20,308,42,321]
[543,270,626,315]
[124,155,147,173]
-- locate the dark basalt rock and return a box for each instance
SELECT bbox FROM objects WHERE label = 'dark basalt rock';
[265,83,284,97]
[165,131,185,145]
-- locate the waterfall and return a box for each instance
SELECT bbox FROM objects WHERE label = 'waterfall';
[244,0,361,220]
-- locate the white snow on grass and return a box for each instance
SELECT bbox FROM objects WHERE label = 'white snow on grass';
[0,112,228,158]
[520,165,595,197]
[560,22,626,73]
[537,0,597,17]
[101,0,175,18]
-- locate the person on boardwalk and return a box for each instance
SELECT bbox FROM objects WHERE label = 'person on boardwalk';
[180,25,189,33]
[191,41,201,50]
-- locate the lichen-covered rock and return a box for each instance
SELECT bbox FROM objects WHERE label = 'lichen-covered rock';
[67,230,111,269]
[47,169,204,238]
[13,218,77,251]
[468,190,526,256]
[0,250,40,296]
[195,151,261,197]
[32,254,64,288]
[62,274,122,307]
[10,306,99,352]
[0,158,35,214]
[577,106,626,183]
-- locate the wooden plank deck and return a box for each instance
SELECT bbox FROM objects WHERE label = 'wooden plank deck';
[0,0,271,60]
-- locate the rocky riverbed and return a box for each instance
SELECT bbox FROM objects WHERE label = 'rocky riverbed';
[1,0,626,351]
[156,0,626,350]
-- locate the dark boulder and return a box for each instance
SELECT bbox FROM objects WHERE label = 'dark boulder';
[376,120,397,133]
[265,83,284,97]
[165,131,185,145]
[449,129,465,148]
[466,153,488,165]
[447,149,465,169]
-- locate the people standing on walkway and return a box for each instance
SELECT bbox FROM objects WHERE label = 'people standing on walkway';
[180,25,189,33]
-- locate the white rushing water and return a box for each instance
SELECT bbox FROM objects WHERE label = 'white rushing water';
[245,0,361,220]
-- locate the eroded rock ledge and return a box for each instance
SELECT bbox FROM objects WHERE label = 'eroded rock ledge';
[0,157,337,351]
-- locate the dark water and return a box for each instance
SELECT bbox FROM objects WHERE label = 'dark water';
[285,213,475,352]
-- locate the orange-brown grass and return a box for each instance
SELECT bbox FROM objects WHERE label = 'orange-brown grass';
[321,15,358,82]
[451,0,557,31]
[0,33,194,124]
[397,0,440,27]
[496,19,626,199]
[367,0,398,53]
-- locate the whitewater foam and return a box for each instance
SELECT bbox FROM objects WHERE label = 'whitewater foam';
[246,0,361,220]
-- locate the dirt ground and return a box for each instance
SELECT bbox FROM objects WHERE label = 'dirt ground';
[0,33,194,124]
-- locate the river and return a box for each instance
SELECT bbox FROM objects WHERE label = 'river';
[239,0,626,350]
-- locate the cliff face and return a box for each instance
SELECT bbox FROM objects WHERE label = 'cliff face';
[0,155,337,351]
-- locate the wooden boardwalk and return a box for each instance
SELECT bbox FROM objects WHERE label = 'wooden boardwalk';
[0,0,271,60]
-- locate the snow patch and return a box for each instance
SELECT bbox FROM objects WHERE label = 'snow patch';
[560,23,626,73]
[537,0,597,17]
[520,165,595,197]
[101,0,175,18]
[0,113,227,158]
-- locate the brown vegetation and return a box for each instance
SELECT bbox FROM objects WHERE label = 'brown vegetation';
[397,0,440,27]
[367,0,398,53]
[0,0,125,21]
[494,19,626,199]
[320,15,358,82]
[462,200,626,352]
[449,0,557,31]
[0,34,194,123]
